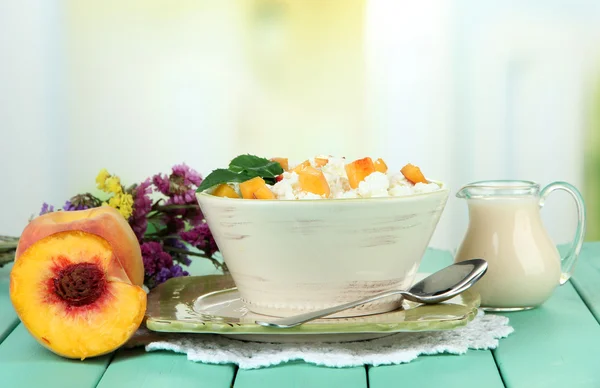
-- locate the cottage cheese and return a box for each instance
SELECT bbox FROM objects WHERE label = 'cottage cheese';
[268,156,441,200]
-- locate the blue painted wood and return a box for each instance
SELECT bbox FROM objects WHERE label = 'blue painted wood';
[369,351,503,388]
[1,244,599,387]
[0,263,19,343]
[369,248,503,388]
[97,348,235,388]
[234,361,367,388]
[0,324,110,388]
[571,242,600,323]
[492,242,600,388]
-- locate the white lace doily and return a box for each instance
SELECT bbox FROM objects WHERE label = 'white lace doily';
[135,311,513,369]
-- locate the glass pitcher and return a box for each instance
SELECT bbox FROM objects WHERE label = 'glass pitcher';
[453,180,586,311]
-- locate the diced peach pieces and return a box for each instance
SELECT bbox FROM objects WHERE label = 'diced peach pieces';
[270,157,289,171]
[297,166,331,197]
[374,158,388,173]
[345,157,376,189]
[314,156,329,167]
[293,160,311,173]
[10,207,146,360]
[212,184,240,198]
[401,163,428,184]
[240,177,275,200]
[253,185,277,199]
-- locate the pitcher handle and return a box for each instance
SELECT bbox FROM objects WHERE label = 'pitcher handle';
[539,181,586,285]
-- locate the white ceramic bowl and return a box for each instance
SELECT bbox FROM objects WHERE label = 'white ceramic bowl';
[196,185,449,318]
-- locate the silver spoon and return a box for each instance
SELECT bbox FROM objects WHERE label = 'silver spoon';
[255,258,488,329]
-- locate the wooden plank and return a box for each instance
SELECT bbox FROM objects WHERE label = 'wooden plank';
[570,242,600,322]
[369,351,504,388]
[493,281,600,387]
[234,361,367,388]
[97,348,235,388]
[0,324,110,388]
[0,263,19,343]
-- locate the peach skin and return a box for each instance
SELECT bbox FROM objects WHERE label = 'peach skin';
[10,206,147,360]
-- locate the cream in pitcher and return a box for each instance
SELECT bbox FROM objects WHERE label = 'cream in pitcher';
[453,180,586,311]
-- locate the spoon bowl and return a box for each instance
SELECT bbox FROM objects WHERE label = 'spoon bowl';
[256,259,488,329]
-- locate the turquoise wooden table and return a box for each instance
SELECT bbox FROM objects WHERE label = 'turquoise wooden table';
[1,243,600,388]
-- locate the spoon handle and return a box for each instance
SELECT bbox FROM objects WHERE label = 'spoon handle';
[255,289,406,329]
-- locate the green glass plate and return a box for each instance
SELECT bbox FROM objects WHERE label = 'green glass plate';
[145,274,481,343]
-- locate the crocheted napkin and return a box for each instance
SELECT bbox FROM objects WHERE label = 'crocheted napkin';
[127,310,513,369]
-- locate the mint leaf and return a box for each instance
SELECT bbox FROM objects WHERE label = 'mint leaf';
[229,154,284,178]
[197,169,252,192]
[197,154,285,193]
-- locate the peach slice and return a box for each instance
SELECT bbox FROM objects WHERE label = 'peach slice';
[374,158,388,173]
[345,157,376,189]
[292,160,311,173]
[212,184,240,198]
[297,166,331,197]
[10,230,146,360]
[239,177,275,199]
[270,157,289,171]
[314,156,329,167]
[253,185,277,200]
[401,163,428,184]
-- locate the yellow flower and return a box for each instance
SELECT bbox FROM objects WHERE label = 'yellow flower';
[96,169,110,190]
[107,193,134,219]
[118,193,134,219]
[108,195,121,208]
[105,176,123,194]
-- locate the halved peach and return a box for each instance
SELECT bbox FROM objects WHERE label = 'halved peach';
[345,157,376,189]
[15,206,144,285]
[212,184,240,198]
[10,207,146,360]
[240,177,275,199]
[297,166,330,197]
[374,158,388,173]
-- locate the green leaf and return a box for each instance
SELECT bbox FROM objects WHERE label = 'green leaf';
[197,154,285,193]
[229,154,284,178]
[229,154,272,170]
[196,169,253,192]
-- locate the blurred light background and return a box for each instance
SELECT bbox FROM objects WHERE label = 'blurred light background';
[2,0,600,251]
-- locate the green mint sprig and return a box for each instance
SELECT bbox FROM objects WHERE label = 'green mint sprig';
[197,154,284,192]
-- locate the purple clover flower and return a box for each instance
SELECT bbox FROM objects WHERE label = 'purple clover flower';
[170,264,189,277]
[172,163,202,187]
[164,238,192,266]
[152,174,171,196]
[129,179,153,242]
[152,163,203,206]
[141,241,173,278]
[180,223,219,258]
[155,265,189,284]
[63,201,89,211]
[141,241,189,288]
[39,203,55,216]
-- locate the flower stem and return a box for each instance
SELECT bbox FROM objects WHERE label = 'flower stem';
[153,204,199,211]
[144,233,180,240]
[162,246,223,270]
[0,251,15,268]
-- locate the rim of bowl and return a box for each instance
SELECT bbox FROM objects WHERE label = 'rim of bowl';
[196,180,449,203]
